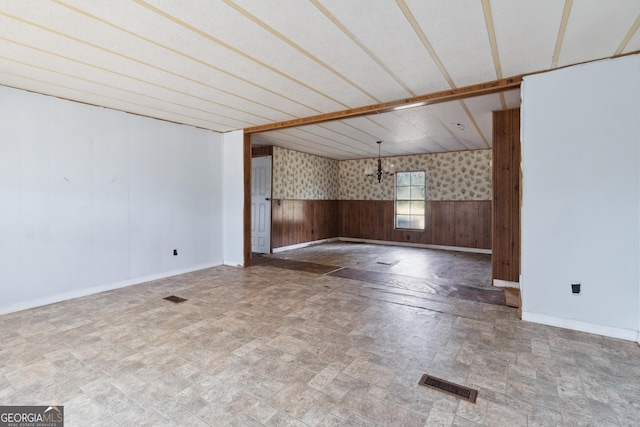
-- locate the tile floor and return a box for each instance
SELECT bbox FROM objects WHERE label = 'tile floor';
[1,248,639,426]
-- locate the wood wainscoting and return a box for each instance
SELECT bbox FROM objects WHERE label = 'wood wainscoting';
[271,200,339,249]
[271,199,491,250]
[339,200,491,249]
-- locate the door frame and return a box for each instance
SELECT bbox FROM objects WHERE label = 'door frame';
[243,135,275,267]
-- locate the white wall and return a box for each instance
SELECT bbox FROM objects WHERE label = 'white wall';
[521,54,640,340]
[0,86,225,314]
[222,130,245,266]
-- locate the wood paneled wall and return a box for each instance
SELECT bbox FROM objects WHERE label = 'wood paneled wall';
[492,108,521,282]
[252,145,273,157]
[271,200,339,249]
[338,200,491,249]
[271,199,491,250]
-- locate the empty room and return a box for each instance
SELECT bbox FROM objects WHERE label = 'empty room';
[1,2,640,426]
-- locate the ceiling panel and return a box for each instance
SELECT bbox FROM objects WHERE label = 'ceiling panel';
[59,0,346,116]
[503,89,522,110]
[230,0,414,101]
[404,0,498,87]
[0,12,293,125]
[315,0,452,96]
[0,38,276,128]
[0,58,248,130]
[492,0,565,77]
[462,93,505,145]
[558,0,640,67]
[0,1,636,160]
[394,108,468,152]
[427,102,486,150]
[257,126,373,158]
[0,70,223,131]
[143,0,378,108]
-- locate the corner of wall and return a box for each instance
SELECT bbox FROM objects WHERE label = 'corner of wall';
[221,130,246,266]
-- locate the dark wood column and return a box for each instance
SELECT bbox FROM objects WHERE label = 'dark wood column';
[492,108,521,283]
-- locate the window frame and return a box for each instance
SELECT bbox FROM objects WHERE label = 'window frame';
[394,170,426,231]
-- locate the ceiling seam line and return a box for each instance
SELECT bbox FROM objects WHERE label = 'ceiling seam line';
[337,121,381,143]
[426,109,473,151]
[52,0,325,116]
[274,140,358,157]
[552,0,573,69]
[390,110,450,152]
[0,11,296,121]
[481,0,502,80]
[499,92,507,111]
[395,0,457,89]
[459,100,490,148]
[315,123,380,149]
[132,0,353,110]
[224,0,381,103]
[614,14,640,56]
[0,70,232,128]
[310,0,416,97]
[0,35,276,123]
[0,54,258,126]
[287,128,375,153]
[396,0,476,151]
[265,132,370,156]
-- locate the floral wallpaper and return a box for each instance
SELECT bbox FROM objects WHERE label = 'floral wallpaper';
[272,147,339,200]
[339,149,492,201]
[272,147,492,201]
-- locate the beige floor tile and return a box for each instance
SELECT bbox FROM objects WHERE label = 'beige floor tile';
[0,244,638,426]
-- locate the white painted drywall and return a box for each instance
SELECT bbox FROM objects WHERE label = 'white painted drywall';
[0,86,225,314]
[222,130,245,266]
[521,54,640,340]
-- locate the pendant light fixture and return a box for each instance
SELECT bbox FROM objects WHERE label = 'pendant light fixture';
[364,141,395,183]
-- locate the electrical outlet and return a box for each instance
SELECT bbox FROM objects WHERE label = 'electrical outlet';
[173,249,178,256]
[571,283,580,294]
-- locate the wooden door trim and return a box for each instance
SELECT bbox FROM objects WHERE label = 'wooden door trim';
[243,133,252,267]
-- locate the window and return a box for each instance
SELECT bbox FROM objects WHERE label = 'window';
[395,171,425,230]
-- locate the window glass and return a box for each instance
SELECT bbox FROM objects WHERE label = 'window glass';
[395,171,426,230]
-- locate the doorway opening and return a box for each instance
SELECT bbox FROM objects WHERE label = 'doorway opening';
[251,154,272,254]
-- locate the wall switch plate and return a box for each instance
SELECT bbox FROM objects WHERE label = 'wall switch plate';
[571,283,580,294]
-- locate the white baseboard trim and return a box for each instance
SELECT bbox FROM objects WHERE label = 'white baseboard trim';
[223,259,244,267]
[522,311,638,342]
[338,237,492,254]
[0,261,223,316]
[493,279,520,289]
[272,238,339,253]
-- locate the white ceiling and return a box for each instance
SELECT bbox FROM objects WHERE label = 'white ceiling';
[1,1,638,159]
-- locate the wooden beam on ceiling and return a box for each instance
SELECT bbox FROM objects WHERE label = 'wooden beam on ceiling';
[245,75,522,134]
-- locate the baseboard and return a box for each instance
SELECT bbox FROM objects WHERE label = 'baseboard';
[493,279,520,289]
[0,261,223,316]
[522,311,638,342]
[338,237,492,254]
[272,238,340,253]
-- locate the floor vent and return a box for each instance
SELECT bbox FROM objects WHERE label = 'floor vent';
[164,295,187,304]
[418,374,477,403]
